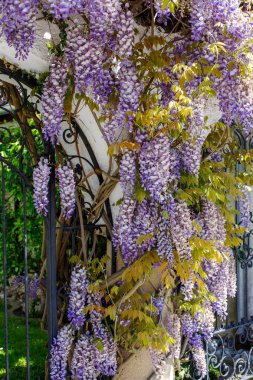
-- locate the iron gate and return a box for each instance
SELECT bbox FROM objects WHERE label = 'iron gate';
[0,62,114,379]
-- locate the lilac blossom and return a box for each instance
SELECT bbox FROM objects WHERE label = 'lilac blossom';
[146,0,171,25]
[57,163,76,219]
[151,293,165,316]
[181,275,195,301]
[200,199,226,243]
[33,157,51,216]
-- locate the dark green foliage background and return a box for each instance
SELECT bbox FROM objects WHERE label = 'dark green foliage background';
[0,123,43,282]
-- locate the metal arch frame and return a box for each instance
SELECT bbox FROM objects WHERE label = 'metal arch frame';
[61,120,117,273]
[62,119,113,227]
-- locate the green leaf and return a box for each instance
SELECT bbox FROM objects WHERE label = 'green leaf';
[136,233,153,245]
[93,338,104,351]
[135,187,147,202]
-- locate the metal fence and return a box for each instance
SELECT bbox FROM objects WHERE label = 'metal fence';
[0,62,114,379]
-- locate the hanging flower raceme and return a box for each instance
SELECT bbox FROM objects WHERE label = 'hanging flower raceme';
[139,134,178,203]
[91,310,117,376]
[113,197,157,265]
[42,57,68,144]
[238,185,250,229]
[200,199,226,243]
[42,0,87,19]
[203,247,236,319]
[169,199,193,260]
[57,163,76,219]
[33,157,51,216]
[50,324,74,380]
[167,313,181,360]
[71,333,97,380]
[156,214,173,262]
[149,349,168,378]
[191,345,207,379]
[0,0,39,59]
[181,304,215,349]
[119,149,136,195]
[68,264,89,329]
[146,0,171,25]
[103,60,143,142]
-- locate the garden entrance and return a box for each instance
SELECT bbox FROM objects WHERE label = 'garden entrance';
[0,62,115,379]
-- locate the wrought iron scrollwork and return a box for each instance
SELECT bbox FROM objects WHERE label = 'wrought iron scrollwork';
[235,212,253,268]
[206,323,253,379]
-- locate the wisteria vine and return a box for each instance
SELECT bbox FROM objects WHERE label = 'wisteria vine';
[5,0,253,378]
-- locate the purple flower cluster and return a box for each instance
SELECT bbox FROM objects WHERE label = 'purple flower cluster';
[190,0,245,43]
[170,199,193,260]
[180,98,207,177]
[167,313,181,359]
[64,3,136,142]
[57,163,76,219]
[67,264,89,329]
[198,199,237,318]
[156,214,173,262]
[146,0,171,25]
[181,305,214,349]
[192,345,207,379]
[71,333,97,380]
[151,292,165,316]
[103,60,143,141]
[42,57,68,144]
[139,134,173,203]
[91,310,117,376]
[51,265,118,378]
[200,199,226,243]
[10,273,40,300]
[69,31,113,107]
[238,185,250,229]
[0,0,39,59]
[203,247,236,318]
[113,197,157,264]
[42,0,86,19]
[149,349,167,377]
[50,325,74,380]
[181,275,195,301]
[33,157,51,216]
[119,149,136,195]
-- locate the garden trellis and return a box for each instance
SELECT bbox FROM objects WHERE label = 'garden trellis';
[1,1,253,380]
